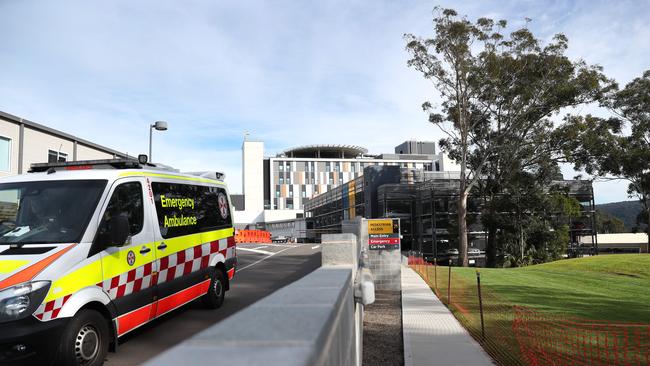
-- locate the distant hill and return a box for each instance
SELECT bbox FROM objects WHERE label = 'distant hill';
[595,201,644,232]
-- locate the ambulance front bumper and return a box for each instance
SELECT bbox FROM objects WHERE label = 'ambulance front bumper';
[0,316,68,366]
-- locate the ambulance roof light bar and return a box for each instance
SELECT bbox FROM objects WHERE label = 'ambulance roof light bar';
[29,155,178,173]
[184,171,226,181]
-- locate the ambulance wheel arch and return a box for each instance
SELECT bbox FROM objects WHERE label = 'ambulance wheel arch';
[214,261,229,291]
[56,286,113,320]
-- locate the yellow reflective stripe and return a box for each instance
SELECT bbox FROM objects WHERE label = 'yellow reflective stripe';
[200,227,235,243]
[119,172,224,185]
[45,259,103,302]
[163,228,234,255]
[0,260,30,274]
[101,243,156,280]
[41,228,233,303]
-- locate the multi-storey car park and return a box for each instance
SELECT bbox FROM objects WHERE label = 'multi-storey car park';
[304,165,598,261]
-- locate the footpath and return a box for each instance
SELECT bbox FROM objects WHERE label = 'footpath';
[401,266,494,366]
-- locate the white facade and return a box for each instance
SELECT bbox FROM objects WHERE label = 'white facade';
[242,140,264,216]
[0,111,127,179]
[235,140,460,226]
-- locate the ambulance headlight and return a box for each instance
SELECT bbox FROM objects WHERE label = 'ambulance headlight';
[0,281,50,323]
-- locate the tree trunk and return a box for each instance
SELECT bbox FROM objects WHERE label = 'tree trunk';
[645,201,650,254]
[458,190,469,267]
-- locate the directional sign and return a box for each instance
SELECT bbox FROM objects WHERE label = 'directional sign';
[368,218,400,250]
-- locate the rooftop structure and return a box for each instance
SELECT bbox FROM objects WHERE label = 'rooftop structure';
[280,144,368,158]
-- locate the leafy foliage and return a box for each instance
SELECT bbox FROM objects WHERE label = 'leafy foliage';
[405,7,608,266]
[562,70,650,248]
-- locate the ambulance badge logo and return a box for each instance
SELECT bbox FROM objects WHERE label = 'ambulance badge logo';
[127,250,136,266]
[218,193,229,219]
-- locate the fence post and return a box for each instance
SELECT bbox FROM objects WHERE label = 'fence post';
[433,258,437,293]
[476,270,485,341]
[447,265,452,305]
[425,261,429,283]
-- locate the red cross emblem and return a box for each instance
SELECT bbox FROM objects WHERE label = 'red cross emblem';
[127,250,136,266]
[218,193,229,219]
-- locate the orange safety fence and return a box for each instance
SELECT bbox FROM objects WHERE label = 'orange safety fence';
[234,230,271,244]
[406,254,650,366]
[513,306,650,366]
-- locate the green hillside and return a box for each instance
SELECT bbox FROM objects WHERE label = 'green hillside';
[596,201,644,231]
[451,254,650,323]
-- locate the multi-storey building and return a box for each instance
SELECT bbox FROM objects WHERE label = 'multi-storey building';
[0,110,128,177]
[234,140,460,225]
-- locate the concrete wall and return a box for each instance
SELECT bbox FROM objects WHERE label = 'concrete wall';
[144,233,364,366]
[22,127,75,172]
[76,143,115,160]
[343,218,401,291]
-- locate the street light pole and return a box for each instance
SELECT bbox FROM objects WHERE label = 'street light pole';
[148,121,168,163]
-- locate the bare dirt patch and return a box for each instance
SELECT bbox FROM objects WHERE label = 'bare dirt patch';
[362,290,404,366]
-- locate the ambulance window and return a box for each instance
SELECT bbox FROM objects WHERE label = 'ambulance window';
[96,182,144,246]
[152,182,201,239]
[198,186,232,231]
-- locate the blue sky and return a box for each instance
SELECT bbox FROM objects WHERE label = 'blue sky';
[1,0,648,202]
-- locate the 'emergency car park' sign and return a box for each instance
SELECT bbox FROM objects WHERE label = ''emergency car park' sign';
[367,218,400,250]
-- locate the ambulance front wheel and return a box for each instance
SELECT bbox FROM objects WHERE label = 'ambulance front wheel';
[57,309,110,366]
[202,267,226,309]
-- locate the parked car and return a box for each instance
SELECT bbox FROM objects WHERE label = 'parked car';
[272,235,288,243]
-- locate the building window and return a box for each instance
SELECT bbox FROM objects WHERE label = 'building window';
[285,161,291,171]
[278,161,284,171]
[335,162,340,172]
[326,162,331,172]
[286,198,294,209]
[289,185,294,197]
[0,137,10,172]
[279,176,284,184]
[48,149,67,163]
[301,185,306,198]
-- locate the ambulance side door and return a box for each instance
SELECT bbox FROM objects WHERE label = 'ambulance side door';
[95,178,157,336]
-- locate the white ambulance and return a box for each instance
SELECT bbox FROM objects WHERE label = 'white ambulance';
[0,158,236,366]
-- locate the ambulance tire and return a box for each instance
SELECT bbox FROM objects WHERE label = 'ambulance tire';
[202,267,226,309]
[57,309,109,366]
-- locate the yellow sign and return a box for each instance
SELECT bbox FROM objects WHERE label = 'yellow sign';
[368,219,394,234]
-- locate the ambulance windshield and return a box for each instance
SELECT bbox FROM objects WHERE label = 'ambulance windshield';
[0,180,107,244]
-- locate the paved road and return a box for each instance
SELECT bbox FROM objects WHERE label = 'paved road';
[105,243,321,365]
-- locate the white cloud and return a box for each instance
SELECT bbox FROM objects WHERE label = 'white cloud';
[0,0,647,203]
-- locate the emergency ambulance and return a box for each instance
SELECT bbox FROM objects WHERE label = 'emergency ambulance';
[0,158,236,366]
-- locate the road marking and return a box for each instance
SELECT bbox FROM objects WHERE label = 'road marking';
[238,246,296,272]
[311,245,320,250]
[237,247,274,255]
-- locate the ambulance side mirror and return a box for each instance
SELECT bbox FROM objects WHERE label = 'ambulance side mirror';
[109,215,131,247]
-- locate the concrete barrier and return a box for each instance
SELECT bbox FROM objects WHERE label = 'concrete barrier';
[144,233,371,366]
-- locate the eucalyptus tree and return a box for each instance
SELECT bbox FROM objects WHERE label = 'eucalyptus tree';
[405,8,608,266]
[562,71,650,252]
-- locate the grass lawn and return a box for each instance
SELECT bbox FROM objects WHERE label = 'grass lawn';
[447,254,650,323]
